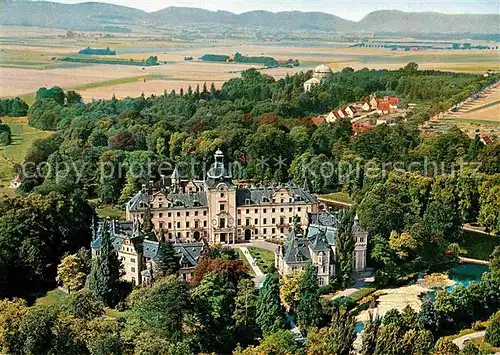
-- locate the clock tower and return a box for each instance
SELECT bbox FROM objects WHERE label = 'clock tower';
[205,149,237,244]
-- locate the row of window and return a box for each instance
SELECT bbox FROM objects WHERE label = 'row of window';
[238,207,302,214]
[155,210,208,218]
[158,220,207,230]
[238,216,299,226]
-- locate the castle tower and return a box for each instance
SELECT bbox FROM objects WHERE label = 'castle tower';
[205,149,237,245]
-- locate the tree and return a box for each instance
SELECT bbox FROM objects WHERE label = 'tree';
[419,301,441,335]
[66,290,104,321]
[236,331,302,355]
[361,314,381,355]
[327,310,356,355]
[256,272,286,336]
[56,254,88,293]
[279,271,303,312]
[433,338,459,355]
[402,305,421,330]
[404,62,419,72]
[336,209,355,288]
[88,221,123,307]
[192,257,248,287]
[423,200,462,243]
[191,272,236,353]
[233,278,260,346]
[142,205,154,233]
[374,324,404,355]
[131,277,190,343]
[0,299,27,354]
[84,318,123,355]
[307,310,356,355]
[19,306,57,355]
[0,124,11,146]
[414,330,435,355]
[0,192,93,299]
[485,311,500,347]
[297,263,322,330]
[491,246,500,280]
[460,342,480,355]
[158,242,180,276]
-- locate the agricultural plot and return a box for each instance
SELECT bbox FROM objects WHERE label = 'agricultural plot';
[437,84,500,137]
[1,25,499,102]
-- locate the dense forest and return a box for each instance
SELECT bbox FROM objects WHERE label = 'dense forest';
[0,97,29,117]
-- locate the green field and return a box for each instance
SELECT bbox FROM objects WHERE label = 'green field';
[248,247,275,273]
[461,230,500,261]
[237,249,256,276]
[34,288,69,307]
[318,191,353,205]
[0,117,53,197]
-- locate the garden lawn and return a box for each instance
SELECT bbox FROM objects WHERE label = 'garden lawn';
[34,288,69,307]
[461,230,500,261]
[237,249,256,277]
[248,247,275,274]
[0,116,53,197]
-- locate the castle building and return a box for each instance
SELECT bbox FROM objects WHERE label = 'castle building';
[275,211,368,285]
[304,64,333,92]
[126,149,320,245]
[91,219,205,286]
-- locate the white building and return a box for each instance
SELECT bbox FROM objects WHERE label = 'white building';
[304,64,333,92]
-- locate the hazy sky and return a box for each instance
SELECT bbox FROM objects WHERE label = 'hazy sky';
[38,0,499,21]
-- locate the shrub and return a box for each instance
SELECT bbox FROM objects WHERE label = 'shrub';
[485,311,500,347]
[0,130,11,146]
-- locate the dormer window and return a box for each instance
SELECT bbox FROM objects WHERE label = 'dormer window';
[245,198,251,205]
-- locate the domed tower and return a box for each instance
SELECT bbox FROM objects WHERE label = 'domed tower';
[313,64,333,80]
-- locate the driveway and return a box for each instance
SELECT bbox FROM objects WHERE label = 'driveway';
[452,331,486,349]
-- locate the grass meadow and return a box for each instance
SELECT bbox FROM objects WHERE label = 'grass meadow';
[0,117,53,198]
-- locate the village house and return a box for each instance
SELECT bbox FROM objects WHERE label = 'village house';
[91,219,206,286]
[126,149,320,245]
[325,105,356,123]
[275,211,368,285]
[368,95,399,115]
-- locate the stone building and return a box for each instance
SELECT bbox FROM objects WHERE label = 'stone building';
[91,219,205,286]
[275,211,368,286]
[126,149,320,245]
[304,64,333,92]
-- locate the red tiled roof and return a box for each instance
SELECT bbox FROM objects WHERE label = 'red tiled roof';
[388,97,399,106]
[481,136,494,144]
[352,123,376,133]
[311,117,325,125]
[378,102,390,111]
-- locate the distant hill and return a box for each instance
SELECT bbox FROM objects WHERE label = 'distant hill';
[359,10,499,34]
[1,1,498,34]
[1,0,149,31]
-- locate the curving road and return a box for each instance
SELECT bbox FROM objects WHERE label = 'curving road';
[452,331,486,349]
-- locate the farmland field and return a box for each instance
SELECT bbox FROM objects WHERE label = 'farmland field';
[436,84,500,137]
[1,25,499,102]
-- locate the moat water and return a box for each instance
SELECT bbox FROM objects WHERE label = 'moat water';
[354,263,490,333]
[422,263,490,302]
